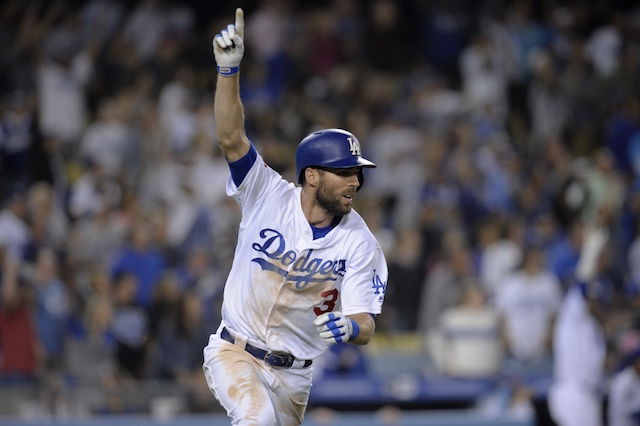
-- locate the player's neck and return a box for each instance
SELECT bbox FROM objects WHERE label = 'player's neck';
[301,189,334,227]
[308,213,334,228]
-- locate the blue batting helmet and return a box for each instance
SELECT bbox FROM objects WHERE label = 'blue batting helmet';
[295,129,376,189]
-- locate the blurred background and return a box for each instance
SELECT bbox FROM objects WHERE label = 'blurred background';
[1,0,640,425]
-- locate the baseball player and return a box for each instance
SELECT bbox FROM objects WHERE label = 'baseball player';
[547,225,610,426]
[202,8,388,426]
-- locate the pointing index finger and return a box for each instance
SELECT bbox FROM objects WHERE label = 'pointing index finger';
[235,8,244,39]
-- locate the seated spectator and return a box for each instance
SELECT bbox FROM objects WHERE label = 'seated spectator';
[428,280,503,377]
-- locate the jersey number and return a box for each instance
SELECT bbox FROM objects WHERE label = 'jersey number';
[314,288,339,315]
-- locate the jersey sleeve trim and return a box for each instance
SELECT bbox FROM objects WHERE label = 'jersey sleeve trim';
[227,142,258,187]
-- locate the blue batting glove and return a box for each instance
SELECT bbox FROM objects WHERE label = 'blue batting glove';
[314,312,360,344]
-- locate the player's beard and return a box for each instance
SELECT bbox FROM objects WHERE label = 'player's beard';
[316,179,353,216]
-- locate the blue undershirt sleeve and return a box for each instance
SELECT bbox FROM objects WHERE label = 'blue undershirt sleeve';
[227,143,258,187]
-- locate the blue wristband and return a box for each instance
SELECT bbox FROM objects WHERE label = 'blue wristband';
[217,66,239,76]
[348,319,360,341]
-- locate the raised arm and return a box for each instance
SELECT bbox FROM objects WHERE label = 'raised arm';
[212,8,251,162]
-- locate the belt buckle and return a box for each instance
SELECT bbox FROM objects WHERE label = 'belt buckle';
[265,351,294,368]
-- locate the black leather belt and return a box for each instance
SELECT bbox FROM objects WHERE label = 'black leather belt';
[221,327,312,369]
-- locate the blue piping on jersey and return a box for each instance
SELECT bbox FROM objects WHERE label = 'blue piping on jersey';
[310,215,342,240]
[228,143,258,187]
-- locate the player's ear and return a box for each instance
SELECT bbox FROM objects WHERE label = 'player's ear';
[305,167,320,187]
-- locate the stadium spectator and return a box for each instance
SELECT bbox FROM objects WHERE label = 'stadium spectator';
[30,247,71,373]
[527,48,568,144]
[0,253,39,382]
[417,227,477,335]
[477,214,523,302]
[109,218,165,309]
[25,182,68,256]
[459,31,510,119]
[0,184,30,261]
[495,244,562,372]
[428,280,503,377]
[152,289,210,381]
[79,97,128,178]
[109,271,148,380]
[385,228,427,332]
[0,91,37,190]
[68,159,122,220]
[37,31,95,160]
[64,265,116,382]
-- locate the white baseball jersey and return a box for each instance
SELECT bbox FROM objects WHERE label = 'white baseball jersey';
[552,285,606,388]
[548,285,606,426]
[220,151,388,360]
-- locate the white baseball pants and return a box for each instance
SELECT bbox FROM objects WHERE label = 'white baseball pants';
[202,327,313,425]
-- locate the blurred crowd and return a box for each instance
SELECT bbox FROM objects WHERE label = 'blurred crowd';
[2,0,640,417]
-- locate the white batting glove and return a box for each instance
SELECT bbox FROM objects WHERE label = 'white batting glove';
[314,312,359,344]
[212,8,245,76]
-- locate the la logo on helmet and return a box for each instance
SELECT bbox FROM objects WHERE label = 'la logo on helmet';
[348,137,361,156]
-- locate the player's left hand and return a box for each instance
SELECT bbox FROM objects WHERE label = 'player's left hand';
[212,8,245,75]
[314,312,359,344]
